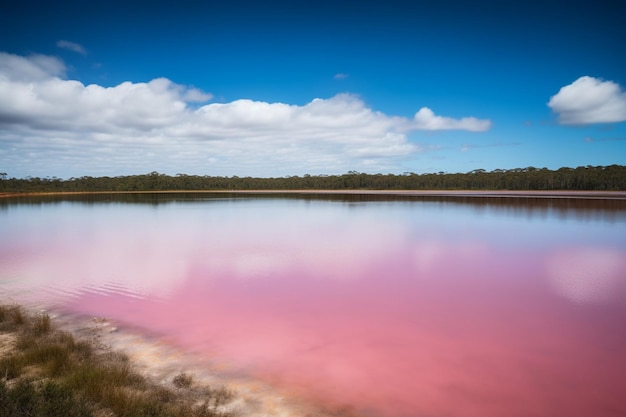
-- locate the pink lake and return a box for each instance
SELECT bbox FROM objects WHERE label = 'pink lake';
[1,193,626,417]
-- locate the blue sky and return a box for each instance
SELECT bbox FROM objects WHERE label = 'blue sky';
[1,0,625,178]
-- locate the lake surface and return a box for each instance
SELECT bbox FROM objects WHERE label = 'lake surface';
[1,193,626,417]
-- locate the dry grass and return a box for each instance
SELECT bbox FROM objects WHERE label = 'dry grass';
[0,304,236,417]
[172,372,193,389]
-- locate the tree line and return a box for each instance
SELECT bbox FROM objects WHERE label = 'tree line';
[1,165,625,193]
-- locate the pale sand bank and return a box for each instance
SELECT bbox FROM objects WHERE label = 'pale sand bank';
[62,312,340,417]
[6,303,342,417]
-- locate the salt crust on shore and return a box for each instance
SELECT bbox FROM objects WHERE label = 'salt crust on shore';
[25,306,335,417]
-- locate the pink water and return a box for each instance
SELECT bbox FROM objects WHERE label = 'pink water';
[2,195,626,416]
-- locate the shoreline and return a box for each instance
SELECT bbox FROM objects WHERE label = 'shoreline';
[52,309,318,417]
[1,301,337,417]
[2,189,626,200]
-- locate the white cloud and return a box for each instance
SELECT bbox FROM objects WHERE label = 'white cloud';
[182,87,213,102]
[56,40,87,55]
[413,107,492,131]
[334,73,349,80]
[0,68,209,132]
[0,52,66,81]
[0,52,491,178]
[548,76,626,125]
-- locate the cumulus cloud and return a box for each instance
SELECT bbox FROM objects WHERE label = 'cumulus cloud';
[0,52,66,81]
[548,76,626,124]
[0,52,491,178]
[413,107,492,131]
[56,40,87,55]
[182,87,213,102]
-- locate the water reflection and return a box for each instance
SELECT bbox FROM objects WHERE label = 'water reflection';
[1,194,625,417]
[546,247,624,304]
[2,192,626,222]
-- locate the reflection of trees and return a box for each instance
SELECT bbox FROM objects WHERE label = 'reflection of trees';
[1,165,625,193]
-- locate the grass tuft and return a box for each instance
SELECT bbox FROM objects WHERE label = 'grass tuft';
[11,307,25,326]
[0,355,25,380]
[173,372,193,389]
[0,305,26,330]
[33,312,51,334]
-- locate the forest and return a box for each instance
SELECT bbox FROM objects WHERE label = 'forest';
[1,165,625,193]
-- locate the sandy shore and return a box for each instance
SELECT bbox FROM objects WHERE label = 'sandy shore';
[69,311,349,417]
[3,302,340,417]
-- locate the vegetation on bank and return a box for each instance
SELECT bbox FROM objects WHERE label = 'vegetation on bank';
[0,304,235,417]
[1,165,625,193]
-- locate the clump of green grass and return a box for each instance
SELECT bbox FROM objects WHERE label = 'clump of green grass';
[0,304,237,417]
[0,379,92,417]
